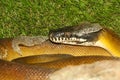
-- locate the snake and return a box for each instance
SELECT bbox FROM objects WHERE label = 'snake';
[0,22,120,80]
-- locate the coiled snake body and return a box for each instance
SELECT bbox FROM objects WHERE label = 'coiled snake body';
[0,23,120,80]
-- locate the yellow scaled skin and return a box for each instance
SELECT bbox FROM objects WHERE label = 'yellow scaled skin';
[96,28,120,57]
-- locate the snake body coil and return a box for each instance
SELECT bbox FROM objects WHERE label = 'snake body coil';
[0,23,119,80]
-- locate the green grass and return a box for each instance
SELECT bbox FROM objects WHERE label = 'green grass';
[0,0,119,38]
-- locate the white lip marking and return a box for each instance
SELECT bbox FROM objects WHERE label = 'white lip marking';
[72,37,76,40]
[79,38,87,42]
[60,38,62,41]
[50,37,52,41]
[51,36,87,44]
[66,38,69,40]
[63,38,65,40]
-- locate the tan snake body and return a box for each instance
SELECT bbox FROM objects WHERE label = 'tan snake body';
[0,23,119,80]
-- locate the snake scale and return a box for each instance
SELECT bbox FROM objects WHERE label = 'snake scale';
[0,22,120,80]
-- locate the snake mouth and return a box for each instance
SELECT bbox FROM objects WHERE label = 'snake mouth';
[49,23,103,46]
[50,36,87,45]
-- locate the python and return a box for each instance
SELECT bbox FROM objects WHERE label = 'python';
[50,22,120,57]
[0,22,119,80]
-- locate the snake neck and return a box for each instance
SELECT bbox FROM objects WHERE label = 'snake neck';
[95,28,120,57]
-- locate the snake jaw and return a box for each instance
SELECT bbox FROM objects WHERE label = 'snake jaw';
[49,23,103,46]
[50,36,87,45]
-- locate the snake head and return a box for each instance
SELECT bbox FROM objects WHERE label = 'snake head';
[49,23,103,46]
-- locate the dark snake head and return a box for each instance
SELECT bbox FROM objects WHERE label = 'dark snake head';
[49,23,103,46]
